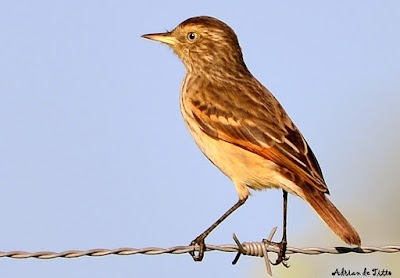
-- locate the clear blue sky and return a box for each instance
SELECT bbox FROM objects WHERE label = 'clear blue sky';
[1,1,399,277]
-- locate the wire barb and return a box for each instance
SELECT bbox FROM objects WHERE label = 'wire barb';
[232,227,278,276]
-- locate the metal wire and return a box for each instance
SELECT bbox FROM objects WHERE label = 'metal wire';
[2,233,399,277]
[2,227,397,277]
[1,241,399,259]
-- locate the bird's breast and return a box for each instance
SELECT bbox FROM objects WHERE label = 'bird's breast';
[179,74,302,198]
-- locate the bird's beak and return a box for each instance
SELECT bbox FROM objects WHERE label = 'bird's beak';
[141,32,178,46]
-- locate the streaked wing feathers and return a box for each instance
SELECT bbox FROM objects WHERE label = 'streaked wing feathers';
[189,90,328,193]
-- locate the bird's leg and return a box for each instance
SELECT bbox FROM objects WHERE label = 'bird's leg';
[266,190,290,267]
[190,197,247,261]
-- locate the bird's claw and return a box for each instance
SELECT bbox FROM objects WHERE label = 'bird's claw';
[189,237,206,261]
[263,239,290,268]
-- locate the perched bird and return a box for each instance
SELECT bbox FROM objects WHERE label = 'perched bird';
[141,16,361,264]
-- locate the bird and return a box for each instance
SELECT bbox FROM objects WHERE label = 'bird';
[141,16,361,265]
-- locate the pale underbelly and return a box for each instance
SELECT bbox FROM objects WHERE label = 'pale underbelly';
[184,118,303,199]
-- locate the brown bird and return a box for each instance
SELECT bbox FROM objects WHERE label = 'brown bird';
[141,16,361,264]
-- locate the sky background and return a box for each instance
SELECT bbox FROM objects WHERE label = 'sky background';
[1,1,400,277]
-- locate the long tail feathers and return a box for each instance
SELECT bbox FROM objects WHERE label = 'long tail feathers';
[303,190,361,246]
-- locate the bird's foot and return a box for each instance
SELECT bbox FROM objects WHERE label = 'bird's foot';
[189,236,206,261]
[263,239,290,268]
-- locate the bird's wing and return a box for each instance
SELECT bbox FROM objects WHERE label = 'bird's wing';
[187,81,328,193]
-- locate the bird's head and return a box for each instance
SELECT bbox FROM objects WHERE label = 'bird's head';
[142,16,249,78]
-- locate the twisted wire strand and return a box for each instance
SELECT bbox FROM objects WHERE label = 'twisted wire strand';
[1,243,399,260]
[4,227,398,278]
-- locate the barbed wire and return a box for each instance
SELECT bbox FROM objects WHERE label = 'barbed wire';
[2,244,399,259]
[1,228,398,276]
[3,243,399,259]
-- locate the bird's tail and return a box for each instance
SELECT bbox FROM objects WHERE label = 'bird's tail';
[303,189,361,246]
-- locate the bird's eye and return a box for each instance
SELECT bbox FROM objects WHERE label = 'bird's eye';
[187,32,198,41]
